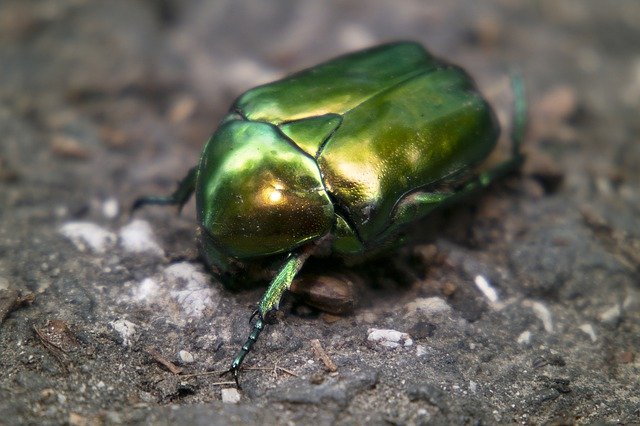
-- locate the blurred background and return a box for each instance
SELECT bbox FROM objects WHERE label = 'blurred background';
[1,1,638,424]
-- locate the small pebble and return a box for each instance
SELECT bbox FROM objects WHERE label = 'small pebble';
[474,275,499,303]
[599,304,622,324]
[221,388,241,404]
[367,328,413,348]
[578,323,597,342]
[524,300,554,333]
[68,413,86,426]
[102,198,119,219]
[59,222,117,253]
[133,278,159,302]
[517,330,532,345]
[110,319,137,347]
[119,219,164,257]
[309,372,324,385]
[164,263,215,318]
[179,350,194,363]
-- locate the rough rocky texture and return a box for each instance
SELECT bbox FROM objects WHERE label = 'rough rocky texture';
[1,1,638,424]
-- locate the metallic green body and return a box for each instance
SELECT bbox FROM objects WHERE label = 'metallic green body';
[196,120,334,259]
[198,42,498,269]
[133,42,524,386]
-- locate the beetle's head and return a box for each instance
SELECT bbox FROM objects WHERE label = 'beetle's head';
[195,120,335,268]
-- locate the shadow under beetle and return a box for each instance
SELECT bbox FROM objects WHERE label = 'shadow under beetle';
[133,42,526,387]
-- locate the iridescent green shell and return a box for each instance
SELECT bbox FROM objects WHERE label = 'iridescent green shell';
[196,42,498,268]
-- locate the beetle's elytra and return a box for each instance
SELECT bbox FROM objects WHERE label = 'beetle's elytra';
[134,41,525,386]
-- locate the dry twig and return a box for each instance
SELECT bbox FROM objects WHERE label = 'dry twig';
[0,290,35,326]
[310,339,338,372]
[145,346,183,374]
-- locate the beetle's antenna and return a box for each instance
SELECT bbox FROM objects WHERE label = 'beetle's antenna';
[510,72,527,159]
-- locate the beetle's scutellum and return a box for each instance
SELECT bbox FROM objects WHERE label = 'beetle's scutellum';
[134,42,526,386]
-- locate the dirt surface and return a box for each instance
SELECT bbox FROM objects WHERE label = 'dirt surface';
[1,1,639,424]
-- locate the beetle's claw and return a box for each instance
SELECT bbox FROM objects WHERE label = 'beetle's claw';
[220,366,242,389]
[232,369,241,388]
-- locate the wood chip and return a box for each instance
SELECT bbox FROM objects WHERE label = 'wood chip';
[310,339,338,373]
[34,323,71,372]
[35,319,79,352]
[0,290,35,325]
[146,346,183,374]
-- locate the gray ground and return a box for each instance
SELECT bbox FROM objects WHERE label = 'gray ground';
[1,1,639,424]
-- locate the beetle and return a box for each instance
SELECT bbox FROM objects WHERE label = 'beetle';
[133,41,526,386]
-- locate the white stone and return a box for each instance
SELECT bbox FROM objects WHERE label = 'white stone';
[517,330,532,345]
[179,350,194,363]
[102,198,119,219]
[524,300,554,333]
[623,293,638,310]
[165,262,215,318]
[133,277,159,302]
[119,219,164,257]
[474,275,499,303]
[599,304,622,324]
[110,319,137,346]
[579,323,597,342]
[416,345,427,357]
[59,222,117,253]
[367,328,413,348]
[221,388,241,404]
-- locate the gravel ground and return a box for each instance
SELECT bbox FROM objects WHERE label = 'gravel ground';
[1,1,639,424]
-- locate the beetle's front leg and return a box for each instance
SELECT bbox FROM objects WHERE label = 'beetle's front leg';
[224,248,312,387]
[132,166,198,213]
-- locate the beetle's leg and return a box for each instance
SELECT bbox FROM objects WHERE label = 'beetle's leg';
[391,146,525,228]
[223,248,312,387]
[391,156,521,230]
[389,78,527,233]
[131,166,197,213]
[471,72,527,185]
[510,72,527,159]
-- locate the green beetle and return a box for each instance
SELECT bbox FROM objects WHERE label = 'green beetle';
[134,41,525,385]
